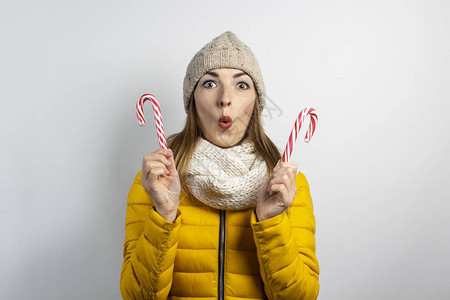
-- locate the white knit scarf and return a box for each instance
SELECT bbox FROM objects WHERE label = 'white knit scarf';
[186,137,269,210]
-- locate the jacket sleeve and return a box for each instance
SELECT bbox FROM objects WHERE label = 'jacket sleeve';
[120,170,181,300]
[250,172,320,300]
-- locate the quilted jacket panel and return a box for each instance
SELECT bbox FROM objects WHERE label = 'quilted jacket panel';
[120,170,319,299]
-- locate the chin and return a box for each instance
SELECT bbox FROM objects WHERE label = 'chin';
[213,140,234,149]
[209,136,238,149]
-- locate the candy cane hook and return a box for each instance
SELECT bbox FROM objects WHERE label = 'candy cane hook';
[136,93,168,149]
[281,107,318,162]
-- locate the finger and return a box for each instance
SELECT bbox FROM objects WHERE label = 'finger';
[148,167,169,186]
[268,183,287,198]
[276,162,298,174]
[268,173,290,192]
[145,150,173,168]
[142,160,170,188]
[165,149,178,175]
[272,164,297,184]
[269,183,294,206]
[272,166,294,178]
[269,171,296,196]
[154,148,177,175]
[141,158,148,182]
[142,151,172,175]
[271,167,295,183]
[141,155,156,182]
[146,160,170,176]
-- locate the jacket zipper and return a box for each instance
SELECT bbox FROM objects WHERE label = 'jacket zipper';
[218,210,226,300]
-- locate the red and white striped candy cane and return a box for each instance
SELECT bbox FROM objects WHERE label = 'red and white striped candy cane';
[136,93,168,149]
[282,107,318,162]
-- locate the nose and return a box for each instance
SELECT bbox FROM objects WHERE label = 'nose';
[218,86,232,108]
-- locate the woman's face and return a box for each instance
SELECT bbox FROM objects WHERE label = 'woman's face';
[193,68,256,148]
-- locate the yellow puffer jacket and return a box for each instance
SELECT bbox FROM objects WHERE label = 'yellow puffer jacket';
[120,170,320,299]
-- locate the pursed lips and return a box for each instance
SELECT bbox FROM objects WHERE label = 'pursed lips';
[218,115,232,130]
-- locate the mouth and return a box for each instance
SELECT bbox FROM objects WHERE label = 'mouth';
[218,115,232,130]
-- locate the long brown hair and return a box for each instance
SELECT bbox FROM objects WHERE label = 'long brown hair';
[167,89,281,199]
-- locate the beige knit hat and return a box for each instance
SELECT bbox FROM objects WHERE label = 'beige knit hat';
[183,31,266,114]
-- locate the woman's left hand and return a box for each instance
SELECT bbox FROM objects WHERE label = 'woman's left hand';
[256,160,298,221]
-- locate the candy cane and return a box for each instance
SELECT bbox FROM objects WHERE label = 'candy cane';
[282,107,318,162]
[136,93,168,149]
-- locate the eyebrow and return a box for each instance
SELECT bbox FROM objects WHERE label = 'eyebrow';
[205,71,248,78]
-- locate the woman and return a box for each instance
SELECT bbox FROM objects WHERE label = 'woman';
[120,31,320,300]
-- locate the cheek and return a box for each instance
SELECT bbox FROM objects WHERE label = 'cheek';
[196,101,211,120]
[194,91,206,116]
[242,99,255,122]
[195,99,216,130]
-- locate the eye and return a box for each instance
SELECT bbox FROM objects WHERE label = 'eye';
[202,80,217,88]
[238,82,250,89]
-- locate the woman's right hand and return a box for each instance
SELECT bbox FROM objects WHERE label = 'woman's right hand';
[141,148,181,222]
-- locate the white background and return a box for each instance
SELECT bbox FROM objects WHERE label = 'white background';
[1,0,449,299]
